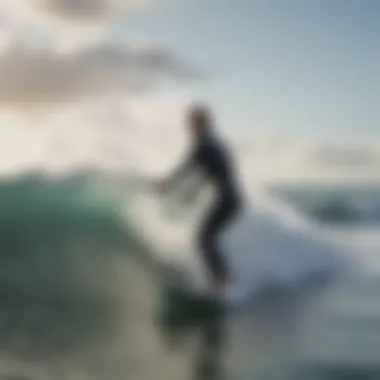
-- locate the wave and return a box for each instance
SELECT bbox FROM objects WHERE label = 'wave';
[271,184,380,225]
[125,180,346,299]
[308,197,380,224]
[0,170,347,305]
[0,172,125,296]
[0,168,350,376]
[0,171,199,370]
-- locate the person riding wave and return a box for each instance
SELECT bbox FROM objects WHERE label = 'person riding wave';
[157,104,242,297]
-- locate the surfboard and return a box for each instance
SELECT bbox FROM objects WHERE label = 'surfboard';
[164,263,251,311]
[167,282,222,309]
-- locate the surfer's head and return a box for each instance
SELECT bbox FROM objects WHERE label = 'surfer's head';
[187,104,214,138]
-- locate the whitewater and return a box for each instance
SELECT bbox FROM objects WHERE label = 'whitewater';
[125,177,345,304]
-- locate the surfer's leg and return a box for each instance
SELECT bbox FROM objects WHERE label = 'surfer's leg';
[198,202,237,288]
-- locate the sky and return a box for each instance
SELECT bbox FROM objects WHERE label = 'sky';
[110,0,380,143]
[0,0,378,183]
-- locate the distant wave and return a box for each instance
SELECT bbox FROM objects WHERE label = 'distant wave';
[307,197,380,224]
[270,185,380,225]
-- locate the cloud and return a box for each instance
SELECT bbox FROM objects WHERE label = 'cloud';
[232,134,380,183]
[0,1,199,111]
[0,38,200,110]
[0,0,151,24]
[0,0,168,44]
[306,146,378,169]
[34,0,144,21]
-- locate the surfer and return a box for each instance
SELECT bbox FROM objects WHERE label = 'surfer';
[157,105,242,296]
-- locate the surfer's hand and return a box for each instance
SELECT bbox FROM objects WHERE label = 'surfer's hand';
[154,179,168,195]
[181,189,196,204]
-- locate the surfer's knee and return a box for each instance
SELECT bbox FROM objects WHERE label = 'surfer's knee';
[198,233,209,252]
[198,229,214,254]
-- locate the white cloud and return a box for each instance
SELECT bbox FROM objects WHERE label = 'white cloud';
[0,0,199,111]
[0,38,200,110]
[0,93,194,177]
[306,146,378,169]
[33,0,146,21]
[0,0,170,44]
[232,134,380,184]
[0,0,152,24]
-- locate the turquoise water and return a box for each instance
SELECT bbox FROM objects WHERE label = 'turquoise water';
[0,173,378,379]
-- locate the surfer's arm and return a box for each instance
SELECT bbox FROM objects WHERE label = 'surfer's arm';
[161,146,200,193]
[180,171,206,203]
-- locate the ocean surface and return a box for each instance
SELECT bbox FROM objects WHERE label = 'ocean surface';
[270,183,380,226]
[0,173,379,380]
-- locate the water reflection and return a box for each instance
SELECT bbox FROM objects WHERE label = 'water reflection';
[159,292,224,380]
[157,284,331,380]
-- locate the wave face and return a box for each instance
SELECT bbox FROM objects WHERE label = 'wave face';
[0,172,129,297]
[0,171,204,379]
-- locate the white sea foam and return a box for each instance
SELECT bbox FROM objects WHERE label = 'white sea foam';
[126,179,346,301]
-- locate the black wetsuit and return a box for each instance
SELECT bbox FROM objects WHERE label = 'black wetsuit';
[168,133,242,280]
